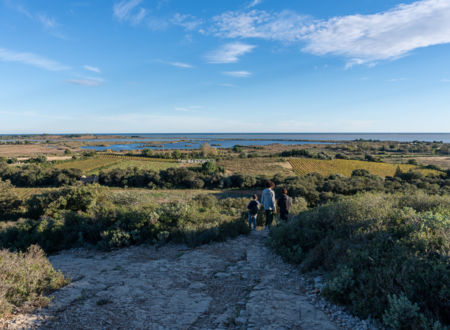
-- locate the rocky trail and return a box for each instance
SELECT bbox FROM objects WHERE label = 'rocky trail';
[3,231,374,329]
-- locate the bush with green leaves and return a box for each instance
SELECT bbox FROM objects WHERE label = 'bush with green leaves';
[0,245,68,317]
[1,187,250,253]
[0,180,21,220]
[0,163,81,187]
[268,192,450,328]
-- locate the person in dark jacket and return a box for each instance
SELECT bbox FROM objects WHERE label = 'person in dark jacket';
[277,188,292,222]
[247,194,260,230]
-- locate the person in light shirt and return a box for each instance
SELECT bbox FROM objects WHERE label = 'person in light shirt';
[260,181,276,230]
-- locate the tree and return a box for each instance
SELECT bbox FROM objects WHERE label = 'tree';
[141,149,153,157]
[394,166,403,178]
[201,143,212,157]
[172,150,182,159]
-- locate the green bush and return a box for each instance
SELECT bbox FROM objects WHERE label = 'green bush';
[0,245,68,317]
[0,180,21,220]
[268,192,450,327]
[1,187,250,253]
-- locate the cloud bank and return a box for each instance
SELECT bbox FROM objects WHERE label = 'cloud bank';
[212,0,450,65]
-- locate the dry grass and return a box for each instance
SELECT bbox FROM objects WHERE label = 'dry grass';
[218,157,294,176]
[289,158,441,177]
[413,157,450,169]
[0,245,68,317]
[0,145,66,158]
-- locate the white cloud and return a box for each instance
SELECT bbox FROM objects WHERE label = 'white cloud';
[113,0,143,22]
[206,42,255,63]
[171,13,203,31]
[84,65,101,73]
[132,8,148,25]
[0,48,69,71]
[212,0,450,66]
[156,59,194,69]
[169,62,194,69]
[66,77,104,86]
[212,9,312,41]
[303,0,450,66]
[222,71,252,78]
[247,0,262,8]
[4,2,65,38]
[36,13,58,29]
[174,106,202,112]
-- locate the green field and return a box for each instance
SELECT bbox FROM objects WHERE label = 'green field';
[54,156,178,174]
[289,158,440,177]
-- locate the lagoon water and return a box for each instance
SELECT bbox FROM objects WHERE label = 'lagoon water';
[79,133,450,151]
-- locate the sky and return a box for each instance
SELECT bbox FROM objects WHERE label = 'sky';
[1,0,450,133]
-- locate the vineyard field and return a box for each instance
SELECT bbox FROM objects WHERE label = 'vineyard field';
[289,158,440,177]
[54,156,178,174]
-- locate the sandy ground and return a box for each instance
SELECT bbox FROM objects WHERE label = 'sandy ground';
[2,232,339,330]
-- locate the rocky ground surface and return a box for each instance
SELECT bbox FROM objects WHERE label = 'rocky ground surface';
[2,231,377,329]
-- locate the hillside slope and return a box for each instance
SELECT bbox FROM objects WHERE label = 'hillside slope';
[1,232,373,329]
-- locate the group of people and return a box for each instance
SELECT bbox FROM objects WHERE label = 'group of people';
[247,181,292,231]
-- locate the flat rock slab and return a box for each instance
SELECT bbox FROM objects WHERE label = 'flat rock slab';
[2,231,338,330]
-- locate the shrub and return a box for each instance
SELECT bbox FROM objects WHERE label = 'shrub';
[0,245,68,317]
[1,189,250,253]
[382,294,421,330]
[202,161,217,175]
[0,180,21,220]
[268,192,450,326]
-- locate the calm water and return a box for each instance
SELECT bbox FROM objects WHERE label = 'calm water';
[81,139,331,151]
[83,133,450,142]
[1,133,449,151]
[78,133,450,151]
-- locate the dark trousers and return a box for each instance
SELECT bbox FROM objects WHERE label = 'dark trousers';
[265,210,274,228]
[280,211,289,222]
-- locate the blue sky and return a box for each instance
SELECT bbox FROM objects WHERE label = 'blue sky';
[1,0,450,133]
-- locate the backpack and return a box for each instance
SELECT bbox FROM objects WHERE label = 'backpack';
[248,200,259,215]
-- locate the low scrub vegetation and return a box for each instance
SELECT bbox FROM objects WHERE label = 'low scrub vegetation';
[268,192,450,328]
[0,186,250,253]
[0,245,68,317]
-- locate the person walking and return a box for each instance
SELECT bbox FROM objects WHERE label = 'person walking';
[247,194,260,231]
[277,188,292,222]
[261,181,276,230]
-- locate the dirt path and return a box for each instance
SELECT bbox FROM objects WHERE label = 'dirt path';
[4,232,340,329]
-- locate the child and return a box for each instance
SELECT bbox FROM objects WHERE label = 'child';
[247,194,260,231]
